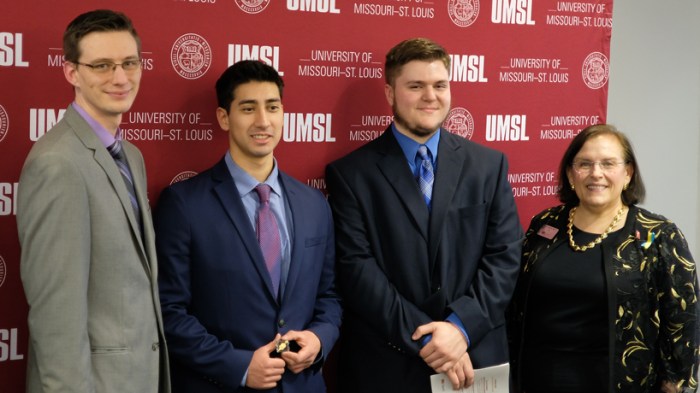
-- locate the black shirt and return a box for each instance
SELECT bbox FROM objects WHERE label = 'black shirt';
[521,226,619,393]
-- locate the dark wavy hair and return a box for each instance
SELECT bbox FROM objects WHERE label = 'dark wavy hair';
[557,124,645,206]
[63,9,140,63]
[215,60,284,112]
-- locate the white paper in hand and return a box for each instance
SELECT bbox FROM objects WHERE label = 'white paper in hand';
[430,362,509,393]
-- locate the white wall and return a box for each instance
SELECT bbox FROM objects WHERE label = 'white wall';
[607,0,700,258]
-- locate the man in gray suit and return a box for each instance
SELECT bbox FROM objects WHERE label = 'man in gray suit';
[16,10,169,393]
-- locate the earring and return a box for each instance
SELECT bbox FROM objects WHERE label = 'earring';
[570,183,575,190]
[623,183,629,190]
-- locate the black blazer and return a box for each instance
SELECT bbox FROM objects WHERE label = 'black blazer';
[507,204,699,393]
[326,127,523,392]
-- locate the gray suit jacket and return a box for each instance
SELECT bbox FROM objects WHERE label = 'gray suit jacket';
[17,105,170,393]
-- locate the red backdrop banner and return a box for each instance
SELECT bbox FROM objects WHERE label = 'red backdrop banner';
[0,0,613,391]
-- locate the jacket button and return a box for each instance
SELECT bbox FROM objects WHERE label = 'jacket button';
[278,319,286,328]
[152,342,159,351]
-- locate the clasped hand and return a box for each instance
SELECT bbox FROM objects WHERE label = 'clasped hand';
[246,331,322,389]
[279,330,322,374]
[413,322,474,390]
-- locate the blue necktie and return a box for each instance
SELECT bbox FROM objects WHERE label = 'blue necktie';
[107,140,142,230]
[417,145,434,210]
[255,184,281,297]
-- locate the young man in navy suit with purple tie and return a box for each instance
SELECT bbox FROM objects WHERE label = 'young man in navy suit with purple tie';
[155,60,341,393]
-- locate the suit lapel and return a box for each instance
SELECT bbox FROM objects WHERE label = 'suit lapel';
[429,131,465,274]
[130,157,157,272]
[66,108,151,272]
[278,173,302,303]
[375,131,430,241]
[210,160,278,300]
[121,142,164,276]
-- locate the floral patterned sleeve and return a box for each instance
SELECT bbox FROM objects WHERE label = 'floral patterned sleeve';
[655,222,699,392]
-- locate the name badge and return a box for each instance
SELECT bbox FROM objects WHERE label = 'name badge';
[537,225,558,239]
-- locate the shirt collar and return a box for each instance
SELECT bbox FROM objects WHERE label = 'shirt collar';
[224,152,281,197]
[71,102,118,148]
[391,123,440,165]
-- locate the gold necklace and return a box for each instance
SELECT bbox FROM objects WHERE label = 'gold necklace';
[567,206,625,252]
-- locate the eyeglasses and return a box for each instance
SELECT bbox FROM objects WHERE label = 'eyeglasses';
[572,160,627,174]
[72,59,142,75]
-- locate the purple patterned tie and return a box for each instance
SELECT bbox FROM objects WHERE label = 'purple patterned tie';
[254,184,281,296]
[107,140,142,230]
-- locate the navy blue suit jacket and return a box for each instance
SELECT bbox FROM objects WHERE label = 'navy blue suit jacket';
[326,128,523,393]
[155,157,341,393]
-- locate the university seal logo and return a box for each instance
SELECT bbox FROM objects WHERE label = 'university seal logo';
[0,105,9,143]
[171,34,212,80]
[443,107,474,140]
[235,0,271,14]
[0,255,6,289]
[582,52,609,90]
[170,171,198,185]
[448,0,480,28]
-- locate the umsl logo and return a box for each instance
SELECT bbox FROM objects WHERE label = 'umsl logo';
[491,0,535,25]
[227,44,284,76]
[287,0,340,13]
[0,32,29,67]
[283,113,335,142]
[449,54,487,83]
[170,171,197,185]
[0,328,24,362]
[582,52,609,90]
[485,114,530,141]
[171,33,212,80]
[235,0,271,14]
[448,0,480,28]
[0,182,19,216]
[443,107,474,140]
[30,108,66,141]
[0,104,9,143]
[0,254,6,288]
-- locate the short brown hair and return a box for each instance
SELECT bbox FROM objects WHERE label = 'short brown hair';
[63,9,140,63]
[558,124,645,206]
[385,38,450,86]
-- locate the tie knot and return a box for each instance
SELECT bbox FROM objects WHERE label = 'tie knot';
[108,140,124,159]
[417,145,430,161]
[255,184,272,204]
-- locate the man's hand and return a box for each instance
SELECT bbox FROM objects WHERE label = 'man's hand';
[245,336,286,389]
[412,321,468,373]
[279,330,322,374]
[445,352,475,390]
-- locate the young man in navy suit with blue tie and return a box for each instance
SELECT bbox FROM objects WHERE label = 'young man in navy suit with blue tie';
[155,60,341,393]
[326,38,523,393]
